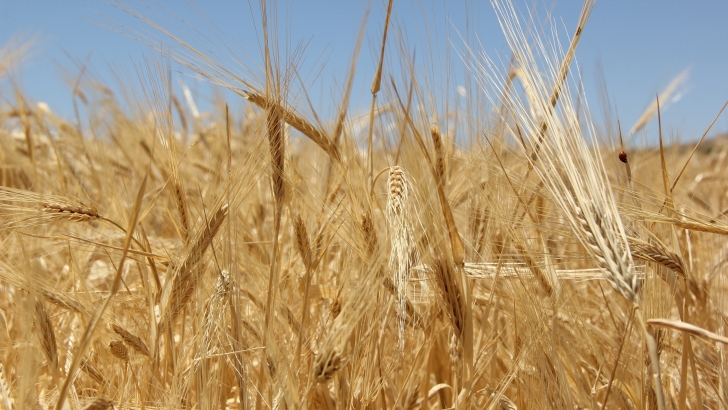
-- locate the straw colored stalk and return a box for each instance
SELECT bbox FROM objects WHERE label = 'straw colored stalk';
[459,263,646,281]
[366,0,394,185]
[221,270,248,410]
[386,166,416,344]
[647,318,728,345]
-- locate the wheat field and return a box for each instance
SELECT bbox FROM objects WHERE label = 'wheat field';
[0,1,726,409]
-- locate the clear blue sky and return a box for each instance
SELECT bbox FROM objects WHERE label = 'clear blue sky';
[1,1,727,145]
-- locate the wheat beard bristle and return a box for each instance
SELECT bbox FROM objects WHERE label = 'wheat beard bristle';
[386,166,416,348]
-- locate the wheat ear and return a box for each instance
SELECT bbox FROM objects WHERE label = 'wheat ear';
[34,300,58,374]
[111,324,151,357]
[293,215,312,368]
[386,166,416,345]
[432,258,466,339]
[80,360,106,385]
[108,340,129,363]
[241,90,341,162]
[161,203,229,326]
[430,124,446,183]
[41,201,100,220]
[628,237,686,278]
[81,397,113,410]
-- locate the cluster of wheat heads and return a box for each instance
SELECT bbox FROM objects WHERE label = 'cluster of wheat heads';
[0,0,727,409]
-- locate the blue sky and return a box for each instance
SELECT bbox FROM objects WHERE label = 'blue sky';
[0,1,726,146]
